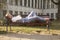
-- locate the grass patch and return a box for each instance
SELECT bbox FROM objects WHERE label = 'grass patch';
[0,20,60,34]
[0,26,47,34]
[50,20,60,30]
[0,31,7,34]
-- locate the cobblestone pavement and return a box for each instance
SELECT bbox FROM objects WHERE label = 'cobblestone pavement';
[0,33,60,40]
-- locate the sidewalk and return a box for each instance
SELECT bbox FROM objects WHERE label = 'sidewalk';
[0,33,60,40]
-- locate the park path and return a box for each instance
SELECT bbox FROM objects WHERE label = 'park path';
[0,33,60,40]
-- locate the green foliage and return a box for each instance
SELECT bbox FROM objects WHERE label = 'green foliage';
[0,31,7,34]
[0,0,7,9]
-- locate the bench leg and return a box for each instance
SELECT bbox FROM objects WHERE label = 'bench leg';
[46,24,50,34]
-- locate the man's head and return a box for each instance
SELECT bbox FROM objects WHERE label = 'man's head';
[5,12,13,19]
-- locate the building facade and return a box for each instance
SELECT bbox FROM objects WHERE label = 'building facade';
[0,0,58,19]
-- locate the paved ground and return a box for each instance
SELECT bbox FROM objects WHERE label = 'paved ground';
[0,33,60,40]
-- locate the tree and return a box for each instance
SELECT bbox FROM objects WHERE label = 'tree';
[0,0,7,19]
[0,0,8,32]
[51,0,60,20]
[0,0,6,10]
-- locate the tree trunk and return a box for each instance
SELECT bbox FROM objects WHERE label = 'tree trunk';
[57,0,60,20]
[51,0,60,20]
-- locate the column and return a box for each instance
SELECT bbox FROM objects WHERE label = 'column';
[26,0,28,7]
[7,0,9,4]
[33,0,35,8]
[54,0,57,8]
[49,0,51,9]
[23,12,24,15]
[42,0,44,14]
[26,12,28,15]
[50,0,51,8]
[22,0,24,6]
[54,13,56,19]
[42,0,43,9]
[30,0,32,7]
[13,0,15,5]
[18,0,20,6]
[54,4,57,8]
[54,4,58,8]
[7,0,9,13]
[36,0,38,8]
[49,13,51,19]
[53,13,54,19]
[45,0,47,9]
[13,11,15,15]
[18,11,19,15]
[39,0,41,9]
